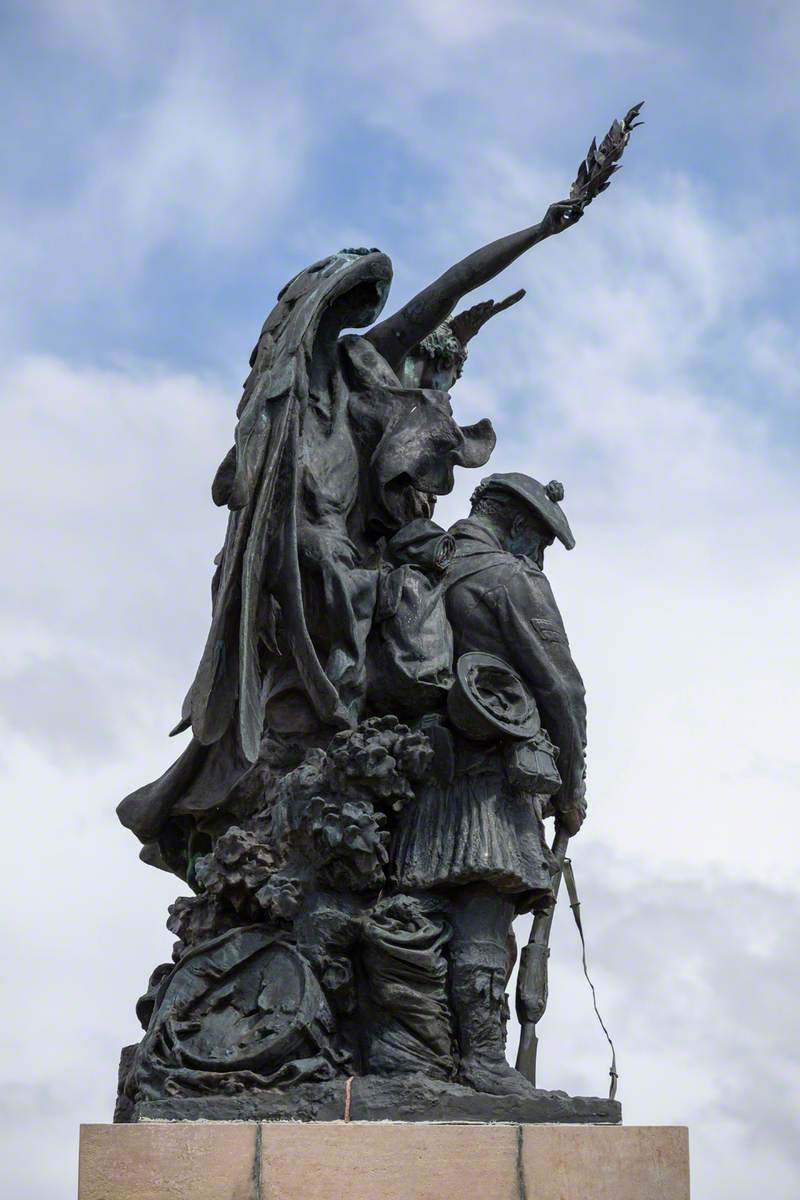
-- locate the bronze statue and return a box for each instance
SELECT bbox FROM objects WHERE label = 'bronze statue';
[115,105,642,1125]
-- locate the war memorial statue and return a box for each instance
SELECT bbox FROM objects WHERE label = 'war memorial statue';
[113,106,643,1126]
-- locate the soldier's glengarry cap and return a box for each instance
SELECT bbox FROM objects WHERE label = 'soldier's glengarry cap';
[470,472,575,550]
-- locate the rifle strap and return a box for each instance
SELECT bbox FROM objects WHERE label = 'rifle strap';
[562,857,619,1101]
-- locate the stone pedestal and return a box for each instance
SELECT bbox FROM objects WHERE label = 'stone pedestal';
[78,1121,690,1199]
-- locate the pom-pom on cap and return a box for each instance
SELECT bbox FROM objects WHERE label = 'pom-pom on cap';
[470,472,575,550]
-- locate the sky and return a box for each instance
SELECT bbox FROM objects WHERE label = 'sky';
[1,1,799,1196]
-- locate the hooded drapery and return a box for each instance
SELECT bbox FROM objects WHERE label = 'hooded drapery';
[182,250,395,764]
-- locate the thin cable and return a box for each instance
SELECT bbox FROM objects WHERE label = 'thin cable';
[562,857,619,1100]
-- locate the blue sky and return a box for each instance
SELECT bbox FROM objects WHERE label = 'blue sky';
[1,3,799,1198]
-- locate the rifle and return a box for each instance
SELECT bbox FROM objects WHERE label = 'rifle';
[515,821,619,1099]
[514,821,570,1084]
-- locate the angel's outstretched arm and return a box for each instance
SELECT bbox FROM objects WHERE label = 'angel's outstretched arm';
[367,103,644,373]
[366,200,581,371]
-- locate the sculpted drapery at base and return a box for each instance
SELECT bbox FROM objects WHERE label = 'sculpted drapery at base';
[115,107,641,1124]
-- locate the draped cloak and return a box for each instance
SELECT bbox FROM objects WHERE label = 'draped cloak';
[117,251,496,870]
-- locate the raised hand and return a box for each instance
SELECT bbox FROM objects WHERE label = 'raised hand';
[539,199,585,240]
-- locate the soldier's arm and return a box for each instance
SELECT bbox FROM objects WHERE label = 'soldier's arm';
[491,575,587,827]
[365,201,582,373]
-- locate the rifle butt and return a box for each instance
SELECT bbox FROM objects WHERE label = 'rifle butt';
[515,1022,538,1084]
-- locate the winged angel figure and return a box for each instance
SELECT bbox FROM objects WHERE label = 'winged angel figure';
[119,196,589,874]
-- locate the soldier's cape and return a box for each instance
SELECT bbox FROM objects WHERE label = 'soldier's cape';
[444,518,520,585]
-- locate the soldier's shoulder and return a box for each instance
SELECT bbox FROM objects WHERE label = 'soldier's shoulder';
[503,557,552,593]
[502,561,564,617]
[467,557,525,596]
[473,561,541,612]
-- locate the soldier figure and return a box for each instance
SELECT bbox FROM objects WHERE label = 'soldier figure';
[447,473,587,837]
[392,473,586,1097]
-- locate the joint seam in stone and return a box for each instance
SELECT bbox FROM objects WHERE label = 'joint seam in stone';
[253,1123,263,1200]
[516,1124,527,1200]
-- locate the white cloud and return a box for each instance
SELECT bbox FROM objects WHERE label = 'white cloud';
[744,317,800,402]
[345,0,649,72]
[33,0,155,58]
[0,26,308,346]
[0,354,235,757]
[91,57,306,252]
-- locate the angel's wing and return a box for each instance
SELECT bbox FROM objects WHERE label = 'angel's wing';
[180,251,392,762]
[448,289,525,350]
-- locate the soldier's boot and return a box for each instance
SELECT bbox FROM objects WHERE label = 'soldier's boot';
[451,954,539,1098]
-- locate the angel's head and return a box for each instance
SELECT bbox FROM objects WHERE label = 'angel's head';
[402,323,467,391]
[399,288,525,392]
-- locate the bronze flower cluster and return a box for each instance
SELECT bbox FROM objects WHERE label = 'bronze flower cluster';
[193,826,276,917]
[328,715,433,812]
[306,793,389,891]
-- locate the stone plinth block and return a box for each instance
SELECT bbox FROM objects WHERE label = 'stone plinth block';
[78,1121,690,1200]
[78,1122,257,1200]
